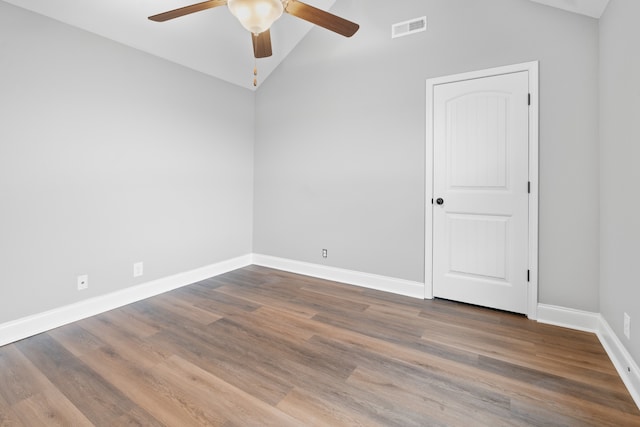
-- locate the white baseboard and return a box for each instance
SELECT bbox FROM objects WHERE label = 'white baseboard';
[536,303,601,333]
[597,315,640,409]
[537,303,640,409]
[251,254,425,299]
[0,254,252,347]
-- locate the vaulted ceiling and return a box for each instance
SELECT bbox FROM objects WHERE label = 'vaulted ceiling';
[529,0,609,18]
[3,0,609,90]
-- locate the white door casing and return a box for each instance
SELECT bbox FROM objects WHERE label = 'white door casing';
[425,62,539,319]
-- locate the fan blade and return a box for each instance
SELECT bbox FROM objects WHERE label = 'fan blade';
[148,0,227,22]
[252,30,273,58]
[285,0,359,37]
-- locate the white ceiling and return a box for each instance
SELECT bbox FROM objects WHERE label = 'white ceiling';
[3,0,337,90]
[4,0,609,91]
[528,0,610,19]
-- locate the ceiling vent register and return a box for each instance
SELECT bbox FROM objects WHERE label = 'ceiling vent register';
[392,16,427,39]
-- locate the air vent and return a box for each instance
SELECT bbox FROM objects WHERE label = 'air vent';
[391,16,427,39]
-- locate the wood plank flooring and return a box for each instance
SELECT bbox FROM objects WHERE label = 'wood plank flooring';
[1,265,639,426]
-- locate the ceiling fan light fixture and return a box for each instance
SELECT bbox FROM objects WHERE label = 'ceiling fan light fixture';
[227,0,284,34]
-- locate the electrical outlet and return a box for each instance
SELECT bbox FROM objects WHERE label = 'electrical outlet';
[322,249,328,258]
[77,275,88,291]
[624,313,631,340]
[133,262,144,278]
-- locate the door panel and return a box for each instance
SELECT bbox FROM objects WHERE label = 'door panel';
[449,94,509,189]
[447,213,509,281]
[432,71,529,314]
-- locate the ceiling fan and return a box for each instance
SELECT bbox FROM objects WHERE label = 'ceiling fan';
[148,0,360,59]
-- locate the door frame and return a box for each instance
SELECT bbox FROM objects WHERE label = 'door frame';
[424,61,539,319]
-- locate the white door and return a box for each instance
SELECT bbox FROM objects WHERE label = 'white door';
[432,71,529,314]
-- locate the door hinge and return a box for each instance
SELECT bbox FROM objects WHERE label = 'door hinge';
[527,270,530,282]
[528,93,531,106]
[528,181,531,194]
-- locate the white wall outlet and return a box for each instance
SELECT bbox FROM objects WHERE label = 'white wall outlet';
[322,249,328,258]
[624,312,631,339]
[133,262,144,278]
[77,275,88,291]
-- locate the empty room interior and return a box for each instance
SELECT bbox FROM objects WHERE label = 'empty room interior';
[1,0,640,425]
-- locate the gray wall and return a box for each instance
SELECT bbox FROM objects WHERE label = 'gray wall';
[599,0,640,365]
[254,0,600,311]
[0,2,255,323]
[0,0,612,330]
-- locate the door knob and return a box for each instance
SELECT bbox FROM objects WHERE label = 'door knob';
[436,198,444,205]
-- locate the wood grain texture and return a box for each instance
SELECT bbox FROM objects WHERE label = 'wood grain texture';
[252,30,273,58]
[148,0,227,22]
[285,0,359,37]
[1,265,638,426]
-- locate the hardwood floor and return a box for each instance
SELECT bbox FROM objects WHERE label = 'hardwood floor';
[1,265,639,426]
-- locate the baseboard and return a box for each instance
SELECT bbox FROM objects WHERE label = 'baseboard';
[597,315,640,409]
[536,303,601,333]
[251,254,424,299]
[537,303,640,409]
[0,254,252,347]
